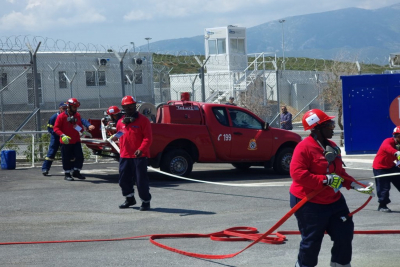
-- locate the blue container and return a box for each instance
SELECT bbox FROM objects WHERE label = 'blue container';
[1,150,16,170]
[341,73,400,154]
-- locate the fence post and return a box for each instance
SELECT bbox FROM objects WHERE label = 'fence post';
[31,134,35,167]
[28,42,43,159]
[276,70,281,128]
[113,49,128,98]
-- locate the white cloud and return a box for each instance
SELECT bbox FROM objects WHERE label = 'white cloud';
[1,0,400,46]
[0,0,107,31]
[124,0,264,20]
[0,11,35,29]
[124,10,153,21]
[26,0,42,9]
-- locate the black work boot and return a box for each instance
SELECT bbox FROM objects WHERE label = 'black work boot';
[64,173,74,181]
[42,170,49,176]
[378,204,392,212]
[119,196,137,209]
[139,202,150,211]
[72,170,86,180]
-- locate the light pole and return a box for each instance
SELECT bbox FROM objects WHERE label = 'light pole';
[130,42,135,52]
[144,37,153,101]
[279,19,285,70]
[145,37,152,52]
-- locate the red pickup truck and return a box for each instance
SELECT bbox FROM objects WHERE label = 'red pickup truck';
[82,100,302,177]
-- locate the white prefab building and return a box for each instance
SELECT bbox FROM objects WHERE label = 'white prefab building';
[169,25,278,104]
[205,26,248,73]
[0,51,153,112]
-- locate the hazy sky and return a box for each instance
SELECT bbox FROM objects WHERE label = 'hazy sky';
[1,0,399,49]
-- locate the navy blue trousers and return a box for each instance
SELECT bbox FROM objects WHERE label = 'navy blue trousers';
[60,142,84,172]
[373,167,400,205]
[42,134,60,172]
[119,157,151,202]
[290,193,353,267]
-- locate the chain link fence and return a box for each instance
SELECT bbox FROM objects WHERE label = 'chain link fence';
[0,35,395,163]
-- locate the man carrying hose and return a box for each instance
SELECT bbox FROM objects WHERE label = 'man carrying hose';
[289,109,374,267]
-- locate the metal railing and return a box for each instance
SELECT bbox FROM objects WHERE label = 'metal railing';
[0,131,100,168]
[0,131,47,167]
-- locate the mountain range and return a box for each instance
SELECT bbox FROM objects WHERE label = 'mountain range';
[139,3,400,63]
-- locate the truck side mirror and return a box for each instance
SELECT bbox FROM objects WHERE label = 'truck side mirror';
[264,122,269,130]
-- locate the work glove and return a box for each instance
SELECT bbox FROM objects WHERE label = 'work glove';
[81,131,92,138]
[351,181,375,197]
[61,134,71,144]
[325,173,344,193]
[395,151,400,161]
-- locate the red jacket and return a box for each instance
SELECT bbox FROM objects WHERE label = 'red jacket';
[53,111,83,144]
[372,137,398,169]
[116,113,152,158]
[290,135,354,204]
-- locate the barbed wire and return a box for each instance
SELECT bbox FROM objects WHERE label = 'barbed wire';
[0,35,396,71]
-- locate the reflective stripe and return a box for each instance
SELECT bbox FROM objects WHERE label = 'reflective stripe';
[125,192,135,198]
[47,124,54,128]
[44,157,54,161]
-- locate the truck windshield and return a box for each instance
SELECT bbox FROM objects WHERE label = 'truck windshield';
[228,108,262,130]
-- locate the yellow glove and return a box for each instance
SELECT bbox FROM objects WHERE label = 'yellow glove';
[61,134,71,144]
[325,173,344,193]
[395,151,400,161]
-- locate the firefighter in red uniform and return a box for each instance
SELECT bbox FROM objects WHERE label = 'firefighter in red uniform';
[372,126,400,212]
[101,105,123,138]
[53,98,87,181]
[112,96,152,211]
[290,109,374,267]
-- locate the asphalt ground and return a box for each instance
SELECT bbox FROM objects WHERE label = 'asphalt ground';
[1,155,400,267]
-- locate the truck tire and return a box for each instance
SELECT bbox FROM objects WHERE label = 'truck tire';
[273,147,294,175]
[232,163,251,170]
[160,149,193,177]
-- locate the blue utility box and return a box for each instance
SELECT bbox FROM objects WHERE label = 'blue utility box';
[341,73,400,154]
[1,150,16,170]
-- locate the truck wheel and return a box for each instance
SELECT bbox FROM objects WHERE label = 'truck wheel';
[160,149,193,177]
[232,163,251,170]
[273,147,294,175]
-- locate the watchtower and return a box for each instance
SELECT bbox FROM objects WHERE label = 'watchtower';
[204,25,247,73]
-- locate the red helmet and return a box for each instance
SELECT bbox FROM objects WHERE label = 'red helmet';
[393,126,400,135]
[107,106,121,115]
[302,109,335,131]
[121,95,136,105]
[66,98,80,107]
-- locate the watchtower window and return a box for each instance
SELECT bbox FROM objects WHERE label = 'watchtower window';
[208,39,226,55]
[230,38,245,54]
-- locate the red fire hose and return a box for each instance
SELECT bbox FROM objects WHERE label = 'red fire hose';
[1,184,400,261]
